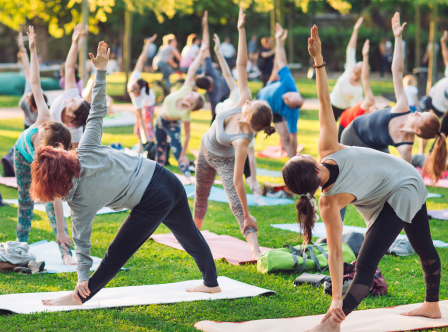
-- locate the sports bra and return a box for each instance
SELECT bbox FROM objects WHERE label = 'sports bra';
[352,108,414,151]
[321,162,339,191]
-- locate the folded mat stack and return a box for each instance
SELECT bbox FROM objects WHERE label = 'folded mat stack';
[0,276,274,314]
[194,301,448,332]
[151,230,271,265]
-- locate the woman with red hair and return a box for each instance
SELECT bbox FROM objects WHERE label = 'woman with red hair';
[40,41,220,306]
[14,26,75,265]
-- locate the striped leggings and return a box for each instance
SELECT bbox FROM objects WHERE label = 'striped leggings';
[193,142,256,237]
[14,149,72,258]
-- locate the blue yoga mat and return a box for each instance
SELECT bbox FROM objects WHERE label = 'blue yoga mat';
[183,185,294,206]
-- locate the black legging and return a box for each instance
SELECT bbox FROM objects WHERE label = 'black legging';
[342,202,440,315]
[79,165,218,303]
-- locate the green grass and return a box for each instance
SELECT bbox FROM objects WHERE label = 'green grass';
[1,106,448,331]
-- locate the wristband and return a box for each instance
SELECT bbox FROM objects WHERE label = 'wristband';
[313,62,326,68]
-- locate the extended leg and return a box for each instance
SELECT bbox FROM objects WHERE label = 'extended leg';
[166,120,190,177]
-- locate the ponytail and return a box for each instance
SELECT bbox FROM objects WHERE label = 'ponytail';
[136,79,150,95]
[264,125,276,136]
[296,193,319,245]
[424,133,447,184]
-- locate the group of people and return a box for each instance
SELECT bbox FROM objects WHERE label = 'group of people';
[9,7,444,332]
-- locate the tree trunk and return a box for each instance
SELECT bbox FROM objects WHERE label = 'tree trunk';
[34,23,48,62]
[427,3,438,94]
[79,0,89,88]
[123,7,132,97]
[415,1,420,70]
[288,2,294,63]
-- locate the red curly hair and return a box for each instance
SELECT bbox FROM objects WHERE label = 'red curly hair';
[30,146,80,202]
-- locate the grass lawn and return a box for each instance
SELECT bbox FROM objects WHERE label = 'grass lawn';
[1,94,448,331]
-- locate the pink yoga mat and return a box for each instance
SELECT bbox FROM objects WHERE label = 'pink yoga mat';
[424,177,448,188]
[0,177,17,188]
[256,145,304,159]
[150,230,270,265]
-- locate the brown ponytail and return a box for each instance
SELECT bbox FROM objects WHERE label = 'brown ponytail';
[424,133,447,184]
[264,125,276,136]
[282,159,320,245]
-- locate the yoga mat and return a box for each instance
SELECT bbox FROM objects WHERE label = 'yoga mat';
[28,240,102,274]
[0,177,17,188]
[194,300,448,332]
[256,145,304,159]
[427,193,443,198]
[270,222,448,248]
[103,112,136,127]
[183,185,294,206]
[424,177,448,188]
[3,199,128,218]
[151,230,271,265]
[255,168,282,178]
[0,276,275,314]
[428,209,448,220]
[175,173,222,186]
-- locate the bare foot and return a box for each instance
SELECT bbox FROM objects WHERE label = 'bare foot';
[63,254,77,265]
[305,316,341,332]
[400,301,442,319]
[186,284,222,294]
[42,292,82,306]
[252,250,261,260]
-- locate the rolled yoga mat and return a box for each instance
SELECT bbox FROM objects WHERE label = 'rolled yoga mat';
[151,230,271,265]
[0,276,275,314]
[194,300,448,332]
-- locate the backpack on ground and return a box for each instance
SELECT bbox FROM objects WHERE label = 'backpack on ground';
[1,148,14,177]
[257,242,356,274]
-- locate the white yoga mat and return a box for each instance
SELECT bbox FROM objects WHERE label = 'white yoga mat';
[256,168,282,178]
[270,222,448,248]
[29,240,101,274]
[103,112,136,127]
[0,276,274,314]
[195,300,448,332]
[4,199,128,218]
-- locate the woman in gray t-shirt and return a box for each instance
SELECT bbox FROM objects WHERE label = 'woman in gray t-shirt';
[282,20,441,332]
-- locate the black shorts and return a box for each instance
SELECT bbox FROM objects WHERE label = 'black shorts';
[331,104,346,121]
[425,97,444,117]
[273,113,286,123]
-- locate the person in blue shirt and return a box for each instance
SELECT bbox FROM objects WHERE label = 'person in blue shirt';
[257,23,304,158]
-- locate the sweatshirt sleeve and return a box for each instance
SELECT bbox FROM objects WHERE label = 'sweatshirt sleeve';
[345,47,356,72]
[70,203,97,281]
[78,70,107,149]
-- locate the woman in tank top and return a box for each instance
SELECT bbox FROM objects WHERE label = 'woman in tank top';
[282,19,441,332]
[340,22,447,184]
[14,27,75,265]
[193,6,276,260]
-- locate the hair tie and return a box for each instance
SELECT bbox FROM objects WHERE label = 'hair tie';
[300,193,320,222]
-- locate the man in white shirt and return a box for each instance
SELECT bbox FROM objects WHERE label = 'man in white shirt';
[220,37,236,68]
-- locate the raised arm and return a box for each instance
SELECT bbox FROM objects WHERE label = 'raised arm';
[134,34,157,73]
[390,12,408,114]
[184,43,206,86]
[308,26,342,157]
[235,5,251,107]
[65,24,88,90]
[360,40,374,110]
[348,17,363,50]
[18,32,30,80]
[274,23,288,69]
[78,42,110,149]
[213,34,237,91]
[27,26,51,126]
[202,11,211,59]
[441,31,448,68]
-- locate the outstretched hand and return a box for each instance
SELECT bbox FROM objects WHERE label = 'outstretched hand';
[147,34,157,44]
[27,26,36,51]
[202,10,208,26]
[72,23,83,43]
[89,41,110,71]
[362,39,370,56]
[275,22,284,39]
[237,5,245,30]
[392,12,406,37]
[213,34,221,53]
[308,25,322,60]
[354,17,363,30]
[441,30,447,44]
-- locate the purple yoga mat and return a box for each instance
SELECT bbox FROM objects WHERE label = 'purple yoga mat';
[428,209,448,220]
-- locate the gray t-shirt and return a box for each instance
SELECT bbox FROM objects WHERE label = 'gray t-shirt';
[64,70,156,281]
[203,107,254,158]
[321,147,427,227]
[157,45,175,63]
[19,80,38,127]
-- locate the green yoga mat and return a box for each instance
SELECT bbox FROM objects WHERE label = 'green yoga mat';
[0,73,61,96]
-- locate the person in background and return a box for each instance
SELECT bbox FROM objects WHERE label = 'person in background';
[112,40,122,71]
[440,31,448,77]
[403,75,419,112]
[257,37,275,87]
[155,34,182,91]
[17,32,45,130]
[330,17,364,121]
[380,37,393,77]
[248,35,257,62]
[180,34,201,72]
[59,64,84,96]
[220,37,236,68]
[195,11,230,123]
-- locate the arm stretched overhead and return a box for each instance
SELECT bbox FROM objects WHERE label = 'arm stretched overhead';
[134,35,157,73]
[213,34,237,92]
[390,12,408,114]
[360,40,375,110]
[18,32,30,80]
[65,24,88,90]
[202,11,211,59]
[235,5,251,107]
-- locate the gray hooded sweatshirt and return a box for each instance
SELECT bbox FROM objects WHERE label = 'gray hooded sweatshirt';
[64,70,156,281]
